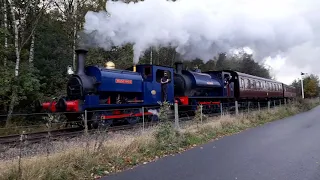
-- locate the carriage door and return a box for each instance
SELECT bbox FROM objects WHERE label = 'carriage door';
[222,72,234,97]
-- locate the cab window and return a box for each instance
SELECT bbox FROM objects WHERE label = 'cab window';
[144,66,152,76]
[156,69,172,83]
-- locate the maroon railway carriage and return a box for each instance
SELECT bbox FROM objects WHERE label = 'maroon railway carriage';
[283,84,297,99]
[224,71,284,101]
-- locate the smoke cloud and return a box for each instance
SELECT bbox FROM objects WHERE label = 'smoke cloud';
[83,0,320,65]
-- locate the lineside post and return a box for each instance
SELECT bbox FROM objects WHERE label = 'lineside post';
[258,102,260,111]
[268,101,270,111]
[247,102,250,113]
[142,107,145,132]
[279,99,282,107]
[18,131,26,179]
[273,100,276,108]
[174,100,180,130]
[200,104,203,123]
[84,110,88,136]
[235,101,239,115]
[284,99,287,106]
[220,102,223,117]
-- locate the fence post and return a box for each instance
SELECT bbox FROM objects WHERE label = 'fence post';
[142,107,145,132]
[235,101,239,115]
[258,102,260,111]
[174,100,180,130]
[268,101,270,111]
[273,100,276,108]
[220,102,223,117]
[84,110,88,136]
[46,117,52,158]
[200,104,203,123]
[279,99,282,107]
[247,101,250,113]
[18,131,25,179]
[284,99,287,106]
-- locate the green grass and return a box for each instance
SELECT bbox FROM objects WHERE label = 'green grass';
[0,98,319,180]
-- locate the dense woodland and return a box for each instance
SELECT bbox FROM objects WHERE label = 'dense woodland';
[0,0,319,125]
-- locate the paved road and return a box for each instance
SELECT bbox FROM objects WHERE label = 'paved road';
[103,106,320,180]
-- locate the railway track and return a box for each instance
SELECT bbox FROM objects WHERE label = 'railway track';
[0,122,158,146]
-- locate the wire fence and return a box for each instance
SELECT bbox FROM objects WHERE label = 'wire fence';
[1,98,318,179]
[0,99,293,139]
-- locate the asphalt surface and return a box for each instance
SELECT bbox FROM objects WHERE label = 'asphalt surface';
[103,106,320,180]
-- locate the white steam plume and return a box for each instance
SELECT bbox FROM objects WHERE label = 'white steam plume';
[83,0,320,64]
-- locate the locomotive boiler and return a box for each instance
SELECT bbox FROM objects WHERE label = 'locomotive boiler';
[173,62,222,97]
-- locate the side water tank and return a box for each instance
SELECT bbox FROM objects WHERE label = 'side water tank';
[174,62,221,96]
[85,66,143,93]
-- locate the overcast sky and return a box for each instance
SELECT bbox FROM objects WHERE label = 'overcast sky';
[83,0,320,83]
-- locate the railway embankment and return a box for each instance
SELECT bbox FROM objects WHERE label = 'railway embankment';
[0,98,319,180]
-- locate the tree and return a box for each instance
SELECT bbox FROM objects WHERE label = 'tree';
[291,74,320,98]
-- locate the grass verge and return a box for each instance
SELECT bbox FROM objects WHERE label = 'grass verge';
[1,98,319,180]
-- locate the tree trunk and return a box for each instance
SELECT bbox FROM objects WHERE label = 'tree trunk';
[6,0,20,126]
[3,0,8,67]
[28,30,35,66]
[72,0,78,69]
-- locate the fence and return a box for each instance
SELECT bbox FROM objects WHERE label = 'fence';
[0,98,317,179]
[0,99,293,141]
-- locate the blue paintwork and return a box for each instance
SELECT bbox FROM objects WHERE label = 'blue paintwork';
[78,64,175,111]
[68,64,240,113]
[183,70,221,88]
[205,71,226,97]
[141,65,174,105]
[85,66,143,92]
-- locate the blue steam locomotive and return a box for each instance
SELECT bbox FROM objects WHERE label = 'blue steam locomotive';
[39,48,295,128]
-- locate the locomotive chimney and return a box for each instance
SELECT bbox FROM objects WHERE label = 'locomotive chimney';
[75,48,88,75]
[174,62,183,74]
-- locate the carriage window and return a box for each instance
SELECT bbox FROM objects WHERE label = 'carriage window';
[252,80,256,89]
[265,82,268,90]
[246,79,251,89]
[257,81,261,89]
[156,69,172,83]
[240,78,245,89]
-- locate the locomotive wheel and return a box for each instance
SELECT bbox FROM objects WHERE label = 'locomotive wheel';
[123,109,141,125]
[90,112,113,129]
[126,116,140,125]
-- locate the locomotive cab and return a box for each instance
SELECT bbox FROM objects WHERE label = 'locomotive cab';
[127,64,175,105]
